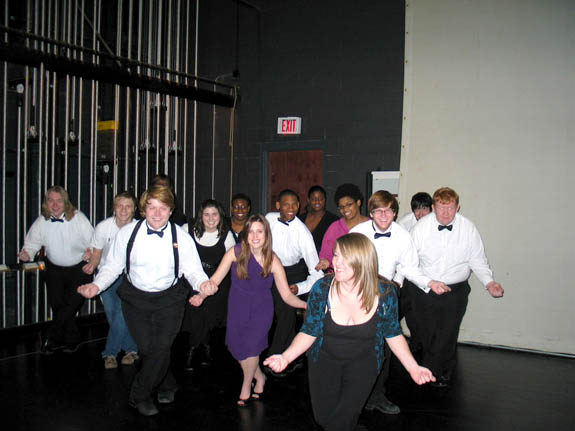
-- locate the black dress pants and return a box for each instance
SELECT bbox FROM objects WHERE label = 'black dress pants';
[44,260,89,345]
[268,259,308,355]
[118,279,187,404]
[309,347,379,431]
[411,280,471,377]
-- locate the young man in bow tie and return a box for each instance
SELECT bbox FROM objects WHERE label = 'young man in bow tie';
[78,185,217,416]
[351,190,424,414]
[409,187,504,388]
[18,186,94,355]
[265,189,323,374]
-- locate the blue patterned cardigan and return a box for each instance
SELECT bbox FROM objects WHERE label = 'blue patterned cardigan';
[300,274,402,372]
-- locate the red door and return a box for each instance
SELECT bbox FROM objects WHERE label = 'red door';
[268,150,323,211]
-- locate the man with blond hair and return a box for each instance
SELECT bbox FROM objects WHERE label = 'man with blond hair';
[410,187,504,387]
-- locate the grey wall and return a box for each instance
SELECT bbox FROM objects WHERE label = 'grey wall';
[400,0,575,354]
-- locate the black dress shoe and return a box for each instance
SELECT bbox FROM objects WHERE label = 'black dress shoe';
[129,400,159,416]
[365,396,401,414]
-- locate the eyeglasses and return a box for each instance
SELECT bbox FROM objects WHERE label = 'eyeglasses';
[371,208,395,217]
[337,202,355,211]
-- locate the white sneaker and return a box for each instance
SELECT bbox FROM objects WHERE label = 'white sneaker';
[121,351,139,365]
[104,355,118,369]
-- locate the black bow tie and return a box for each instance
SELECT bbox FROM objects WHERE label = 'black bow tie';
[50,217,64,223]
[374,232,391,239]
[147,223,168,237]
[438,225,453,231]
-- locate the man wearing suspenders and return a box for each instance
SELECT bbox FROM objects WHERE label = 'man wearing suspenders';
[78,185,217,416]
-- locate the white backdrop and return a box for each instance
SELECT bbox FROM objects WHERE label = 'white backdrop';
[399,0,575,354]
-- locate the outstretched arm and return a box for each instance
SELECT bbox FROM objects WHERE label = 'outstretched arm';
[190,247,235,307]
[272,256,307,310]
[263,332,316,372]
[386,334,435,385]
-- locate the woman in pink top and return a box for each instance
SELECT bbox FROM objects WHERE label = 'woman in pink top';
[316,184,369,271]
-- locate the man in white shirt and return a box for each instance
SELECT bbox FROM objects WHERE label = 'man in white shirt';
[351,190,424,414]
[82,191,139,369]
[78,185,217,416]
[397,192,433,232]
[265,190,323,372]
[410,187,504,387]
[18,186,93,354]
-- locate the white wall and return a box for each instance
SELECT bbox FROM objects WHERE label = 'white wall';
[399,0,575,354]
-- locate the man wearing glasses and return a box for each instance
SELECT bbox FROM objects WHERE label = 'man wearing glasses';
[351,190,425,415]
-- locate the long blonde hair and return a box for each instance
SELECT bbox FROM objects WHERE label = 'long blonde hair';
[236,215,273,280]
[41,186,76,220]
[331,233,385,312]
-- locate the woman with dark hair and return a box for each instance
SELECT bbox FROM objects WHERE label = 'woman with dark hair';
[298,185,339,254]
[181,199,235,368]
[316,184,369,271]
[192,214,306,406]
[265,233,435,431]
[230,193,251,243]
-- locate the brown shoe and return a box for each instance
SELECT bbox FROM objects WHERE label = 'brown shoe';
[104,356,118,369]
[121,351,139,365]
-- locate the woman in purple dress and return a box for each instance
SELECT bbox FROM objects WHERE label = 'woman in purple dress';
[191,215,307,406]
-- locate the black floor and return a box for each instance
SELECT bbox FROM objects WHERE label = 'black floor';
[1,318,573,431]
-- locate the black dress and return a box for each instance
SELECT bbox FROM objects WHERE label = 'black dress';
[181,231,231,346]
[298,211,339,253]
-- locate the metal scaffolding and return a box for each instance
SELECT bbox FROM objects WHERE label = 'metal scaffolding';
[0,0,238,329]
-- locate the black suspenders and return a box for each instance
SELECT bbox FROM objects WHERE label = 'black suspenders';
[125,219,179,282]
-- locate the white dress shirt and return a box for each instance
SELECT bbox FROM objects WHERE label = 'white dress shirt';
[93,220,208,293]
[350,220,424,286]
[90,216,122,269]
[265,212,323,295]
[22,211,93,267]
[398,212,417,232]
[410,212,494,292]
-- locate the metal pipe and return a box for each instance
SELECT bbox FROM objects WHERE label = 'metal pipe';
[134,0,144,197]
[113,0,123,197]
[155,0,162,175]
[1,0,7,328]
[173,0,181,196]
[193,0,200,215]
[182,0,191,212]
[164,0,172,177]
[124,0,133,189]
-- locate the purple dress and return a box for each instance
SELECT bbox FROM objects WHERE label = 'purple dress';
[225,245,274,360]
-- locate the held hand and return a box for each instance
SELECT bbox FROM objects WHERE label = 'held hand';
[409,365,436,385]
[189,294,205,307]
[315,259,330,271]
[428,280,451,295]
[82,248,92,262]
[82,262,96,275]
[289,284,299,295]
[263,354,289,373]
[18,249,31,262]
[486,281,504,298]
[199,280,219,297]
[77,283,100,299]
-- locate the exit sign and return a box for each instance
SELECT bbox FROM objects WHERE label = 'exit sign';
[277,117,302,135]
